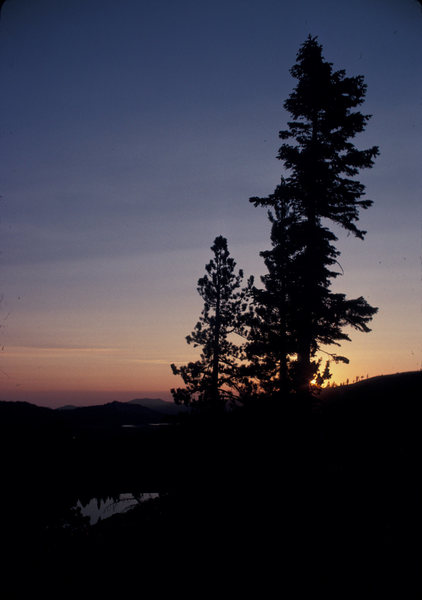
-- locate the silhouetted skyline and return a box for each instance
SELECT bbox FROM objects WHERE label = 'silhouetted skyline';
[0,0,421,406]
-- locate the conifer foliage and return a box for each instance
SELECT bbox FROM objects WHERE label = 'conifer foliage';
[171,236,250,410]
[249,36,379,393]
[172,37,379,405]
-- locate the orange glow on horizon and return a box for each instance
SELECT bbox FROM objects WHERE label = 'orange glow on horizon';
[1,296,420,408]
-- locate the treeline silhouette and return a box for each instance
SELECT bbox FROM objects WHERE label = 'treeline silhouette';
[171,36,378,412]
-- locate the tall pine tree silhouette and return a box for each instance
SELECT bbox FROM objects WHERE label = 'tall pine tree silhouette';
[171,236,251,410]
[250,36,378,394]
[246,200,302,396]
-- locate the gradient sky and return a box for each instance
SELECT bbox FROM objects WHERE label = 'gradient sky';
[0,0,421,407]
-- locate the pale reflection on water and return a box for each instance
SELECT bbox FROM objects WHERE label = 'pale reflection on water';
[76,493,160,525]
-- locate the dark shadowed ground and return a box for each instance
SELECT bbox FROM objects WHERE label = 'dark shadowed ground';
[0,372,420,597]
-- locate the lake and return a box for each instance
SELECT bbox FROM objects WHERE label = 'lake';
[76,492,160,525]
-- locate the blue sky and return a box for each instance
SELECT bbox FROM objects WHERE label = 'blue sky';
[0,0,421,405]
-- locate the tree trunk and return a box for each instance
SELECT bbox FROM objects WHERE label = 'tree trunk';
[211,279,221,406]
[296,118,318,392]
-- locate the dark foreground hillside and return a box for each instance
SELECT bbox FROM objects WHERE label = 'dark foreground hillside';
[312,370,421,596]
[0,372,420,597]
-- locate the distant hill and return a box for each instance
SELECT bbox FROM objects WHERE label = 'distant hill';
[57,401,167,428]
[127,397,186,415]
[56,397,185,415]
[0,400,56,429]
[0,399,169,433]
[3,371,419,434]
